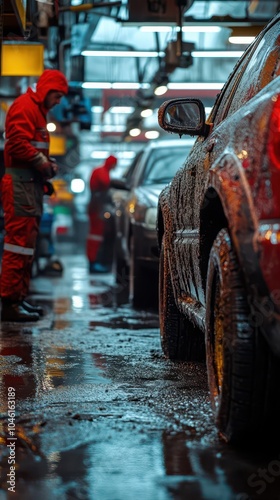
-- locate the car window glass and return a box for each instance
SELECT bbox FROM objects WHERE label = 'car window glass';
[213,19,280,125]
[227,24,280,117]
[212,54,251,125]
[142,146,189,186]
[123,150,144,184]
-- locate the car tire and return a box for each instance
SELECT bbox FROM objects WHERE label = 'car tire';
[115,254,129,286]
[129,235,157,309]
[206,228,280,443]
[159,236,205,361]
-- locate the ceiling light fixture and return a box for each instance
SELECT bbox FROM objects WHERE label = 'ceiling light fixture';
[90,151,110,159]
[145,131,160,140]
[91,106,104,112]
[129,128,141,137]
[167,82,224,90]
[228,36,255,44]
[71,178,85,193]
[228,25,262,44]
[82,50,165,58]
[112,83,149,90]
[193,50,243,57]
[91,125,126,133]
[117,152,136,159]
[154,85,168,96]
[140,109,153,118]
[140,26,221,33]
[83,82,112,89]
[83,82,224,91]
[109,106,135,114]
[47,122,56,132]
[82,82,150,90]
[82,49,241,59]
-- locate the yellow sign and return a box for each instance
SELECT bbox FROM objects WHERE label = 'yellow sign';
[49,135,66,156]
[1,42,44,76]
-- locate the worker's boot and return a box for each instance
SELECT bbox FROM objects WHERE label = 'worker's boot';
[1,300,40,322]
[22,300,44,317]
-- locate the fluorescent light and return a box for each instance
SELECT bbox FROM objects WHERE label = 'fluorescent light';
[154,85,168,96]
[91,105,104,112]
[47,122,56,132]
[140,26,173,32]
[193,50,243,58]
[112,82,148,89]
[145,131,160,140]
[140,26,221,33]
[82,50,164,57]
[91,151,111,159]
[91,125,126,133]
[183,26,221,33]
[129,128,141,137]
[141,109,153,118]
[71,178,85,193]
[109,106,135,114]
[117,151,136,159]
[229,36,255,44]
[82,49,242,59]
[82,82,150,90]
[83,82,224,91]
[168,82,224,90]
[82,82,111,89]
[102,125,126,132]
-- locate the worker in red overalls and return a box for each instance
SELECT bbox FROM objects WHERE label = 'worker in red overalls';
[0,69,68,322]
[86,155,118,273]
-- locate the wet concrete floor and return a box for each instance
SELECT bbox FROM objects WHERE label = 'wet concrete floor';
[0,244,280,500]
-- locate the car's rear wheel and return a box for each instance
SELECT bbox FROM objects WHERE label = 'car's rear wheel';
[206,228,280,443]
[159,236,205,361]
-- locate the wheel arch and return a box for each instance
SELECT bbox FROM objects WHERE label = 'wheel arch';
[199,187,228,293]
[157,203,164,251]
[157,187,172,251]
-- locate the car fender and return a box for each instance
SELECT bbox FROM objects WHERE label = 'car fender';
[157,185,175,251]
[206,153,280,356]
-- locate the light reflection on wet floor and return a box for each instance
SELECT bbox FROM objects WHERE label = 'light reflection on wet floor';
[0,247,280,499]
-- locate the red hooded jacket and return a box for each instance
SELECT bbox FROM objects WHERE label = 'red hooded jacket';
[90,155,118,191]
[4,69,68,172]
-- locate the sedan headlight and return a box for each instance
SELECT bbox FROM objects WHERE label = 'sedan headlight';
[144,207,157,230]
[133,205,157,229]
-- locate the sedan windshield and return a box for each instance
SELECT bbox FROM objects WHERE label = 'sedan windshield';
[143,146,190,185]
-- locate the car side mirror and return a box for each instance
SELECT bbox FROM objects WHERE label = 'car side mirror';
[158,98,210,137]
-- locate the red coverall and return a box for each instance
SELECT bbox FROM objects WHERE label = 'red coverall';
[86,155,117,266]
[0,70,68,302]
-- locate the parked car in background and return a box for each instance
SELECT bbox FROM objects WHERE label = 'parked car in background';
[156,12,280,444]
[111,138,195,308]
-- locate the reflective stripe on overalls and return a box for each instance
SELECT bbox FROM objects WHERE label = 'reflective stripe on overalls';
[3,243,34,256]
[30,141,49,150]
[87,234,104,242]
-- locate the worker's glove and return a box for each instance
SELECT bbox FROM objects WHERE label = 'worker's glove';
[43,181,55,196]
[32,153,58,179]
